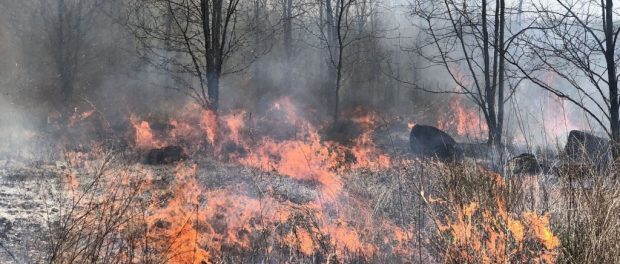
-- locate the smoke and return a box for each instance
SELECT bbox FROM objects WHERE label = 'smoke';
[0,0,608,160]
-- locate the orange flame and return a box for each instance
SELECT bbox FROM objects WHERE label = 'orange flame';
[87,98,414,262]
[437,95,488,140]
[130,114,163,149]
[434,169,559,263]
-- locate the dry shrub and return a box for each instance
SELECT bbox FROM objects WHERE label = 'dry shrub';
[342,159,561,263]
[419,161,560,263]
[41,146,620,263]
[44,150,158,263]
[552,161,620,263]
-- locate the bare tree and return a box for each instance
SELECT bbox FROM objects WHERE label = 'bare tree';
[508,0,620,159]
[8,0,103,121]
[46,0,103,117]
[283,0,294,63]
[129,0,260,111]
[410,0,518,148]
[321,0,369,123]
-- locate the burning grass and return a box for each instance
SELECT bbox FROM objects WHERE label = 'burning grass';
[4,98,620,263]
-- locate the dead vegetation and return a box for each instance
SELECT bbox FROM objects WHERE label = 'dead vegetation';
[1,105,619,264]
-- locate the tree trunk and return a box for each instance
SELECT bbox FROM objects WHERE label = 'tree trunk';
[333,0,345,123]
[325,0,338,116]
[497,0,505,149]
[604,0,620,159]
[283,0,292,61]
[481,0,498,147]
[207,71,220,111]
[334,51,342,123]
[283,0,293,91]
[56,0,77,122]
[202,0,222,111]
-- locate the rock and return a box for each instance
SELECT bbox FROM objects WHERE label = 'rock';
[509,153,541,174]
[409,125,457,161]
[564,130,610,166]
[154,219,171,229]
[142,146,187,165]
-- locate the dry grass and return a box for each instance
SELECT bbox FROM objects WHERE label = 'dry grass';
[34,145,620,263]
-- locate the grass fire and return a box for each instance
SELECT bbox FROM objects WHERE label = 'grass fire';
[1,0,620,263]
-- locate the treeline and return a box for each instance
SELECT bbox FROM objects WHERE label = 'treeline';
[0,0,618,157]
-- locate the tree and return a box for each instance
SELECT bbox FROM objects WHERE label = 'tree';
[129,0,258,111]
[509,0,620,159]
[31,0,102,120]
[283,0,293,65]
[410,0,517,148]
[47,0,103,115]
[320,0,367,123]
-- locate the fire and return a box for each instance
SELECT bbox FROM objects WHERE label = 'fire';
[407,121,415,129]
[542,95,584,141]
[146,164,210,264]
[55,111,563,263]
[437,95,488,140]
[349,110,391,170]
[523,212,560,250]
[68,109,95,127]
[221,111,245,143]
[350,132,391,170]
[126,99,395,197]
[285,228,315,255]
[239,99,343,196]
[433,168,560,263]
[134,160,409,263]
[241,131,344,195]
[437,66,488,140]
[130,114,162,149]
[200,109,218,145]
[113,98,410,262]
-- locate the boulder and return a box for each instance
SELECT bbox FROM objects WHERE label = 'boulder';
[409,125,457,161]
[142,146,187,165]
[564,130,610,165]
[509,153,542,174]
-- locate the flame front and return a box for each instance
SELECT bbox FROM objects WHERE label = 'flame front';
[117,98,411,262]
[55,97,559,263]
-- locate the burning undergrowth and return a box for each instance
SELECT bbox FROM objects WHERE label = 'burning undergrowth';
[4,97,564,263]
[43,98,411,263]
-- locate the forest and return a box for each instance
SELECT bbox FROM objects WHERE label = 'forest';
[0,0,618,263]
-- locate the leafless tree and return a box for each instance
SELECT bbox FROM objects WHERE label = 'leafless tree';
[321,0,377,123]
[129,0,263,111]
[410,0,522,148]
[283,0,294,63]
[3,0,104,121]
[508,0,620,159]
[45,0,104,118]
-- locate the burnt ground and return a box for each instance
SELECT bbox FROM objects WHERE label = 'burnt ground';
[0,162,62,263]
[0,122,573,263]
[0,155,325,263]
[0,121,413,263]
